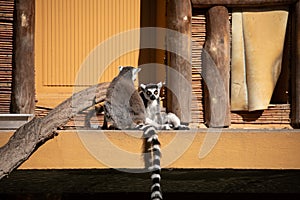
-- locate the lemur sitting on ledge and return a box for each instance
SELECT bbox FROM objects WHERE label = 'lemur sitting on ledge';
[140,82,189,130]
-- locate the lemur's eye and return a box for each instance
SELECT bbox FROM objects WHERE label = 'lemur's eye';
[146,91,151,96]
[154,90,158,95]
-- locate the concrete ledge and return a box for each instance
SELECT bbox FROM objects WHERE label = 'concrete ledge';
[0,129,300,169]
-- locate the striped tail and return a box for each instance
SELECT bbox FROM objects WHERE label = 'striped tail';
[142,125,163,200]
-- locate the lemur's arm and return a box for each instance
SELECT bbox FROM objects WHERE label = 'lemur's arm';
[155,105,163,125]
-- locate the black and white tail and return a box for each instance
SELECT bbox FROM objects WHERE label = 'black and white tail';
[142,125,163,200]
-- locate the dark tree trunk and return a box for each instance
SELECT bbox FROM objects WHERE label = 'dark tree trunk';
[202,6,231,127]
[166,0,192,124]
[291,1,300,128]
[11,0,35,114]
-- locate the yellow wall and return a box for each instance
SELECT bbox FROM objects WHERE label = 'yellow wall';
[35,0,141,108]
[1,130,300,169]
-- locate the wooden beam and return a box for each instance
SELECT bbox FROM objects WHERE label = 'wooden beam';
[11,0,35,114]
[291,1,300,128]
[202,6,231,127]
[191,0,298,8]
[166,0,192,124]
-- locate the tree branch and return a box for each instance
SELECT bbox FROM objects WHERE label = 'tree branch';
[0,82,109,180]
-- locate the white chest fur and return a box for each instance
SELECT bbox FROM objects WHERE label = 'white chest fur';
[146,99,160,120]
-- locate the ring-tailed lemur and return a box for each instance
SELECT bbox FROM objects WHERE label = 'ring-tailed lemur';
[103,66,162,200]
[140,82,190,130]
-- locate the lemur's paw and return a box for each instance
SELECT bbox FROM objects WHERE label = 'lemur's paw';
[161,124,171,130]
[135,124,144,129]
[90,124,101,129]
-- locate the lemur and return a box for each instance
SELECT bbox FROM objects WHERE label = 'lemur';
[103,66,144,129]
[103,66,163,200]
[140,82,190,130]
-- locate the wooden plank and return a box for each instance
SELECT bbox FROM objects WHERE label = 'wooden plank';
[202,6,231,127]
[10,0,35,114]
[0,114,33,129]
[166,0,192,124]
[291,1,300,128]
[191,0,298,8]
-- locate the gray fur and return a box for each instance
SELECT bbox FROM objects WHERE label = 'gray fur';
[103,67,163,200]
[103,66,145,129]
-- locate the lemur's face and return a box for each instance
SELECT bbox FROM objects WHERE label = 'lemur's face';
[140,82,163,101]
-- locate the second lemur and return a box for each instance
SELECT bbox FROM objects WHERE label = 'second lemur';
[140,82,189,130]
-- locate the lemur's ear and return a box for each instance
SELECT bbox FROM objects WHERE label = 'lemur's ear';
[119,66,123,71]
[140,83,146,90]
[157,82,163,89]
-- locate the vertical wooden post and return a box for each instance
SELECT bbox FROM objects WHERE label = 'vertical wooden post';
[11,0,35,114]
[291,1,300,128]
[166,0,192,124]
[138,0,158,84]
[202,6,231,127]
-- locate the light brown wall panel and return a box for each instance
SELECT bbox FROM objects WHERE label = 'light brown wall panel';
[35,0,140,107]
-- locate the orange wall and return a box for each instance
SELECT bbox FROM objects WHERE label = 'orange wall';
[35,0,141,108]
